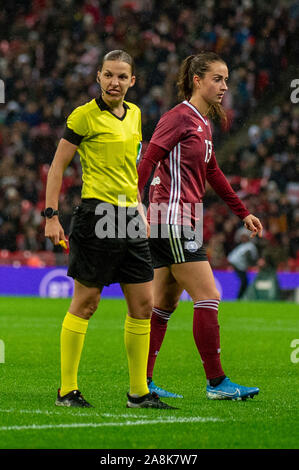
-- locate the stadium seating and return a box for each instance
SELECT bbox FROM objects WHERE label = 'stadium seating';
[0,1,298,271]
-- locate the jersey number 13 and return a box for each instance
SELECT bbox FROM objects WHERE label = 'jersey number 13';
[204,139,213,163]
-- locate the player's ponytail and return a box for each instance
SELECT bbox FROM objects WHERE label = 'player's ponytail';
[177,51,227,124]
[177,55,195,101]
[207,102,227,124]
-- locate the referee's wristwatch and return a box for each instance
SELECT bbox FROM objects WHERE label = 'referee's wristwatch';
[41,207,59,219]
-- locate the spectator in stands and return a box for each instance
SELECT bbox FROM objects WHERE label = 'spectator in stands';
[227,230,259,299]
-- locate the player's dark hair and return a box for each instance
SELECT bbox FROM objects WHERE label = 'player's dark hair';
[177,52,227,123]
[100,50,135,75]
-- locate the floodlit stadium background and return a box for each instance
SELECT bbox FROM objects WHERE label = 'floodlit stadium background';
[0,0,298,300]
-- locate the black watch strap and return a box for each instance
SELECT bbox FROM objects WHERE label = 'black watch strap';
[41,207,59,218]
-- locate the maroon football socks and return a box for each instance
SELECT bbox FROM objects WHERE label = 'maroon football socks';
[193,299,225,382]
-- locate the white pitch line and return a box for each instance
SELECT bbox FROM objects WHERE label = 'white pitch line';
[0,409,150,419]
[102,413,150,419]
[0,417,223,432]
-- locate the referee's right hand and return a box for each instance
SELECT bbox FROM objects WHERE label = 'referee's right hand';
[45,218,67,247]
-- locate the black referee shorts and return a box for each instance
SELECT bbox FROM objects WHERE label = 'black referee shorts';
[149,224,208,269]
[67,199,154,287]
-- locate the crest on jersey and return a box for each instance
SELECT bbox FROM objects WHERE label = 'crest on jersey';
[184,240,199,253]
[197,125,203,132]
[151,176,161,186]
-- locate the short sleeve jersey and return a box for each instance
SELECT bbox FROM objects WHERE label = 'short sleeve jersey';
[149,100,217,224]
[63,96,142,207]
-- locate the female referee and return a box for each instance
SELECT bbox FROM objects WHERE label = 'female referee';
[43,50,174,409]
[138,52,263,401]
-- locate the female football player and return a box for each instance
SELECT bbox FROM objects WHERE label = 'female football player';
[138,51,263,400]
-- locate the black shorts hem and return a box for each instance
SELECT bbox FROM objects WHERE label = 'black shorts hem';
[153,258,208,269]
[118,276,154,285]
[73,277,104,289]
[69,274,153,288]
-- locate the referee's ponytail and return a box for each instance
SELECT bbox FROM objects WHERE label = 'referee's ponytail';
[177,52,227,124]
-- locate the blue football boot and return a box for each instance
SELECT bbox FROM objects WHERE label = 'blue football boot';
[206,377,259,400]
[148,380,183,398]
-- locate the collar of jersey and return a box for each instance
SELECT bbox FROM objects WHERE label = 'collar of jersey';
[96,95,130,121]
[182,100,208,126]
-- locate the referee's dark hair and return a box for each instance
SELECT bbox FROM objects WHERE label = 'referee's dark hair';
[100,50,135,75]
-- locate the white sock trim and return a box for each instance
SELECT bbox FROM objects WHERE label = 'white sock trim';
[152,307,174,321]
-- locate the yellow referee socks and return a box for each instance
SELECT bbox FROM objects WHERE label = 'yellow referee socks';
[60,312,89,397]
[124,315,151,397]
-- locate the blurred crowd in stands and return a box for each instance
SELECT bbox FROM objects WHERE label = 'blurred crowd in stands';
[0,0,298,270]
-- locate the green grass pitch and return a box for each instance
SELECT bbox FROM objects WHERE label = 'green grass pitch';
[0,297,298,449]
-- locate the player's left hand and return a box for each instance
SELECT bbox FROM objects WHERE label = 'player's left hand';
[243,214,263,238]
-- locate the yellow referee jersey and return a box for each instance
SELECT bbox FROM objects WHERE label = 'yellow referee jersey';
[63,96,142,207]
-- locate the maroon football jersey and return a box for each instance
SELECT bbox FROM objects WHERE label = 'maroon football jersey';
[143,100,249,225]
